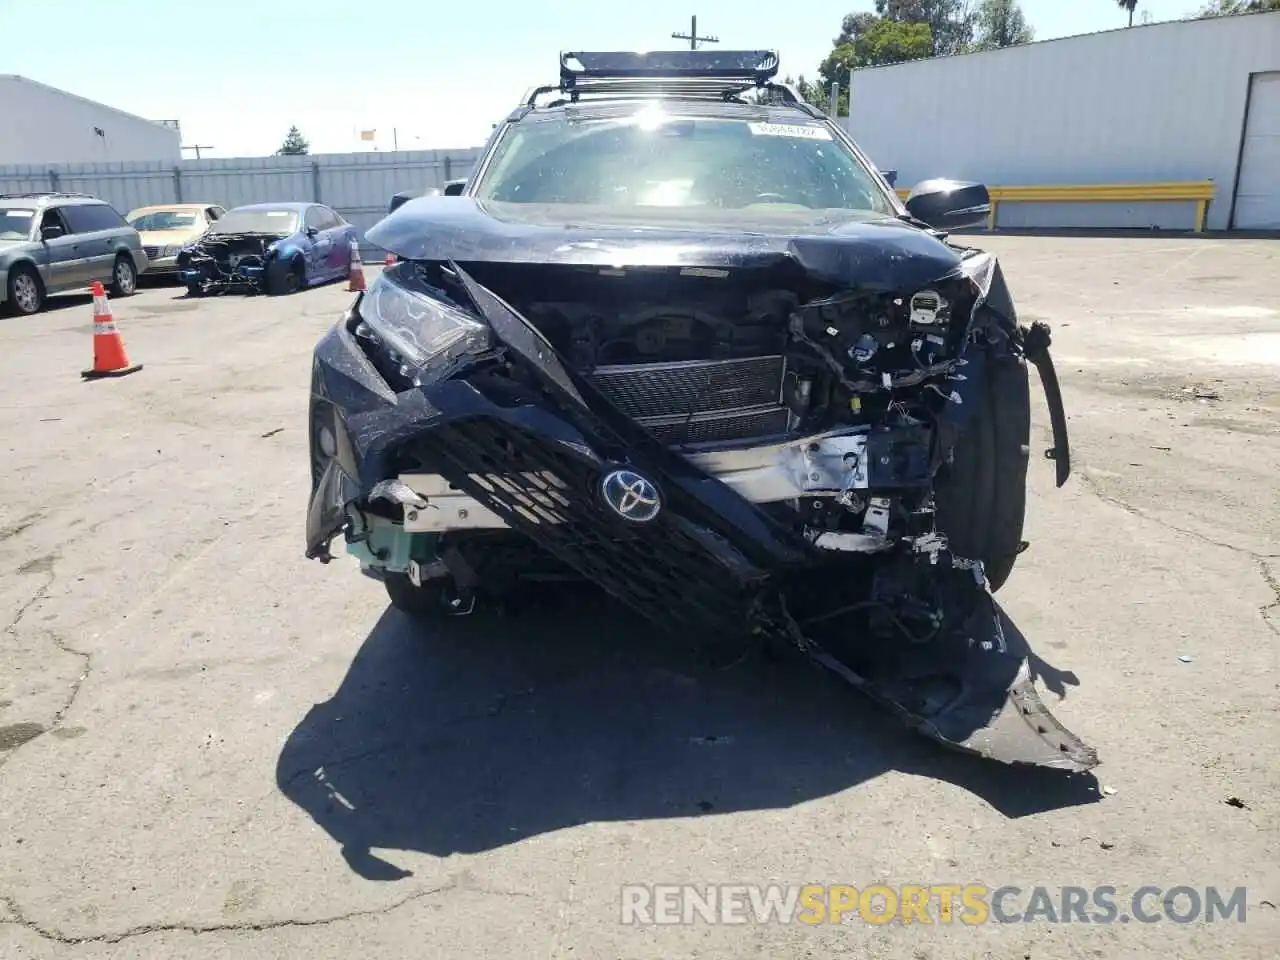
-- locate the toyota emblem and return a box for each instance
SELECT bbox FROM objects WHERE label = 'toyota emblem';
[600,469,662,523]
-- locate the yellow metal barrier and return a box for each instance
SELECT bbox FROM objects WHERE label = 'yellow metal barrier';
[893,181,1216,232]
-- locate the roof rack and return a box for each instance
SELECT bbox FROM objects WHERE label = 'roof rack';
[522,49,807,109]
[561,49,779,83]
[0,191,97,201]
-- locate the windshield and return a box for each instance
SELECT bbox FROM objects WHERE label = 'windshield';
[0,207,35,241]
[209,209,298,235]
[473,107,895,216]
[128,210,198,231]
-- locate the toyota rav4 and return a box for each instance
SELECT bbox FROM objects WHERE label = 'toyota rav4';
[303,50,1090,772]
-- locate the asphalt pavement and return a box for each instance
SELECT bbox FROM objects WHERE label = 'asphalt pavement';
[1,237,1278,959]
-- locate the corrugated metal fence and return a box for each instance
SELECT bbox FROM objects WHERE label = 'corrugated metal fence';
[0,148,482,255]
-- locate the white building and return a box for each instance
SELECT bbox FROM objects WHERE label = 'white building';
[0,75,182,166]
[842,11,1280,230]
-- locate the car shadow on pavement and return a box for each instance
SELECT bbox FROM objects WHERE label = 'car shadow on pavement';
[276,591,1100,881]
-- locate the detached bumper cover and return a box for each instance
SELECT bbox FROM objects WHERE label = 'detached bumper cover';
[304,268,1097,774]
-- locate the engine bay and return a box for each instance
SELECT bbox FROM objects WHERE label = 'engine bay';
[444,260,980,554]
[179,232,285,292]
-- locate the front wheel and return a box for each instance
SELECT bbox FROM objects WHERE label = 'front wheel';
[110,254,138,297]
[5,264,44,316]
[267,258,305,296]
[933,354,1031,593]
[384,572,456,620]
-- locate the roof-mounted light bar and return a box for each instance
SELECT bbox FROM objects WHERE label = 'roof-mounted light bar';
[558,49,780,86]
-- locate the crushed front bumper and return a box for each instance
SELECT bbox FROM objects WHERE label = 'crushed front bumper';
[305,270,1097,774]
[394,430,874,533]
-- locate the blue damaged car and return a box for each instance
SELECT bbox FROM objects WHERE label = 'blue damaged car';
[177,201,357,296]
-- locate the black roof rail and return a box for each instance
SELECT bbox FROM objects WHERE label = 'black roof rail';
[0,191,98,201]
[526,49,793,107]
[560,49,779,83]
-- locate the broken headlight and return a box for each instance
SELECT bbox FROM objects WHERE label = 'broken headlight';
[355,262,490,384]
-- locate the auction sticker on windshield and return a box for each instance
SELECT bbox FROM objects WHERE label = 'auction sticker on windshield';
[747,122,833,140]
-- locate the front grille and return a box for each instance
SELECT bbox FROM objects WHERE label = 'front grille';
[142,245,160,259]
[588,356,784,418]
[642,406,790,446]
[587,355,787,446]
[413,416,760,635]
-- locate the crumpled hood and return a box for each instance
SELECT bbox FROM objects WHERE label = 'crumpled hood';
[366,196,965,292]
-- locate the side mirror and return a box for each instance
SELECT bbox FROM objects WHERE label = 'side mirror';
[904,179,991,231]
[388,191,418,214]
[41,224,65,240]
[305,226,319,238]
[442,179,467,197]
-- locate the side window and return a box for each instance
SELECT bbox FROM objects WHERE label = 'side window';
[62,203,126,233]
[40,209,69,237]
[58,204,93,234]
[304,206,325,231]
[322,206,345,228]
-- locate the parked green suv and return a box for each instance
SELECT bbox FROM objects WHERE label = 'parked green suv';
[0,192,149,316]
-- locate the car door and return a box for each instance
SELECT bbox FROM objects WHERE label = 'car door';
[37,208,86,291]
[58,203,117,283]
[302,206,331,281]
[317,206,349,278]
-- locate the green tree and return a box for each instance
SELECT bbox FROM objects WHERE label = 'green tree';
[1194,0,1280,13]
[972,0,1035,49]
[818,19,934,96]
[1117,0,1138,26]
[277,126,310,156]
[874,0,976,55]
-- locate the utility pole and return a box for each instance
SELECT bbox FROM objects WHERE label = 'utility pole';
[671,15,718,51]
[181,144,214,159]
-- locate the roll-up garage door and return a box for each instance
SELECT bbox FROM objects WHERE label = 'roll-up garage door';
[1234,72,1280,230]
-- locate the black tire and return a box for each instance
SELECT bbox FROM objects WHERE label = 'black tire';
[267,258,305,296]
[934,355,1031,592]
[185,282,205,298]
[110,254,138,297]
[5,263,44,316]
[384,572,451,620]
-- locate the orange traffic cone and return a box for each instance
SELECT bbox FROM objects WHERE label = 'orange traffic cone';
[82,282,142,379]
[347,240,367,292]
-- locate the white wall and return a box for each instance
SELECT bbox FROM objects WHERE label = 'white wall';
[842,11,1280,230]
[0,76,182,166]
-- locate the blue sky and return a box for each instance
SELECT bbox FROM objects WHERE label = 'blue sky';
[2,0,1204,157]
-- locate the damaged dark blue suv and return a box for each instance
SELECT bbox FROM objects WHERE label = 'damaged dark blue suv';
[304,50,1089,772]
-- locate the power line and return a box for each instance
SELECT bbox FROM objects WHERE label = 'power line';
[671,15,718,50]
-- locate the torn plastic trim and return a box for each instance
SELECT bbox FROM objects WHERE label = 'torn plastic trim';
[1019,321,1071,487]
[768,555,1099,773]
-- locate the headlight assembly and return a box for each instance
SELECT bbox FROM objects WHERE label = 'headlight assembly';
[355,262,490,384]
[162,244,182,257]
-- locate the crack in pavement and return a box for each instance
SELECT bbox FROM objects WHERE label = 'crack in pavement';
[0,882,458,945]
[0,879,538,945]
[1258,559,1280,639]
[1076,471,1280,639]
[1074,470,1279,561]
[2,568,92,739]
[1,489,286,766]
